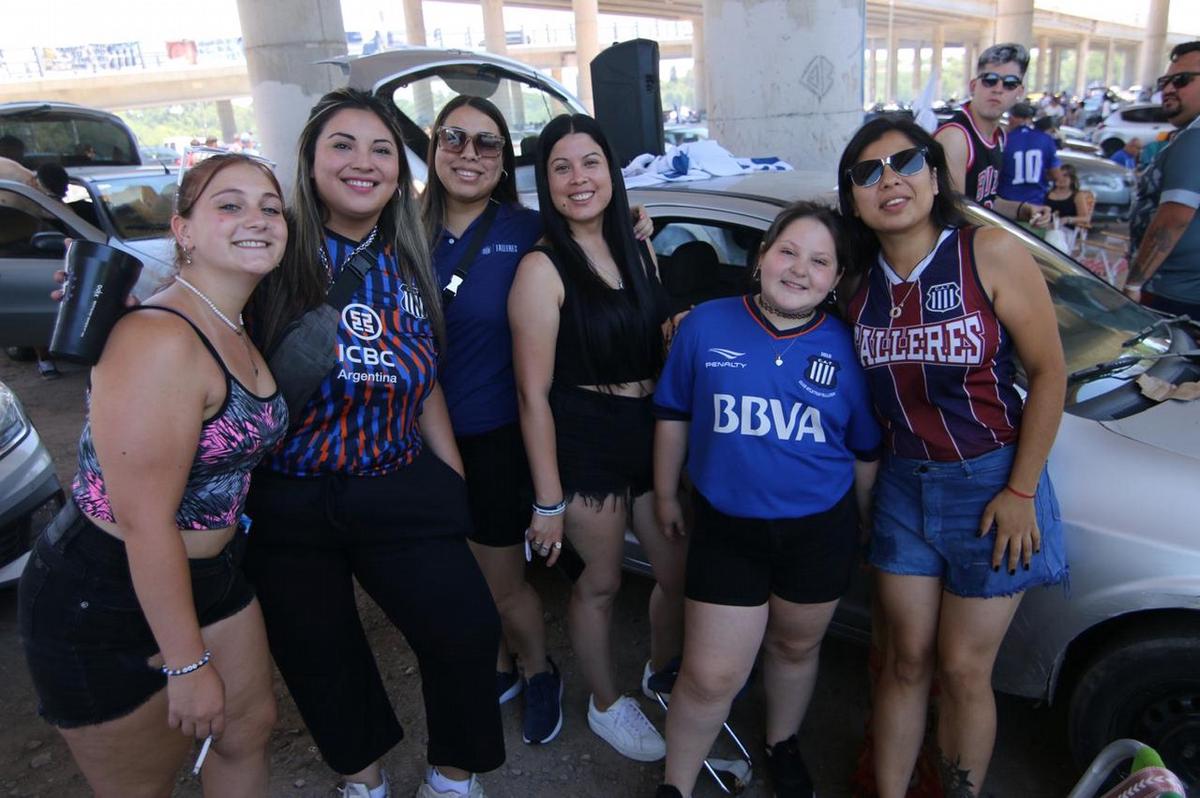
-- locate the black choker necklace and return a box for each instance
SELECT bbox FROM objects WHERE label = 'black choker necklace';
[757,294,817,322]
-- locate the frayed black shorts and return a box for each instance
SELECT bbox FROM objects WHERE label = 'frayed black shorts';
[549,384,653,505]
[686,488,860,607]
[18,501,254,728]
[458,422,533,548]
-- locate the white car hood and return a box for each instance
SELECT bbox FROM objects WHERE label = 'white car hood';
[1100,398,1200,462]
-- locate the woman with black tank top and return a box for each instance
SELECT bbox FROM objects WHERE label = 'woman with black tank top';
[19,153,288,796]
[509,113,686,763]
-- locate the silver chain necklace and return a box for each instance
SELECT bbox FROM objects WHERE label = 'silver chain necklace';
[319,226,379,283]
[175,276,243,334]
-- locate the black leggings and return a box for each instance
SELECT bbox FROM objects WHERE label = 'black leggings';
[243,449,504,775]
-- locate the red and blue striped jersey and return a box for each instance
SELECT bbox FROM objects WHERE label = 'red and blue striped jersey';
[848,226,1023,461]
[266,231,437,477]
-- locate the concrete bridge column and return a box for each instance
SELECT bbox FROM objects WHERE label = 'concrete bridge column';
[963,40,976,97]
[887,26,900,103]
[482,0,508,55]
[912,42,923,95]
[402,0,436,125]
[1104,38,1115,86]
[1137,0,1169,90]
[1075,34,1091,96]
[702,0,864,172]
[868,39,878,103]
[235,0,347,191]
[932,26,945,95]
[1124,45,1138,87]
[1036,35,1050,92]
[216,99,238,144]
[692,16,707,117]
[1050,45,1062,91]
[995,0,1034,49]
[572,0,600,112]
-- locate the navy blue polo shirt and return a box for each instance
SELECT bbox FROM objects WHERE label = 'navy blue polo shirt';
[434,201,543,436]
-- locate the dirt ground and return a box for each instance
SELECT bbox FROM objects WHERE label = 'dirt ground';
[0,355,1079,798]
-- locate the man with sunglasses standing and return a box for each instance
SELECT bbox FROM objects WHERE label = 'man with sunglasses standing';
[1124,42,1200,317]
[935,43,1051,227]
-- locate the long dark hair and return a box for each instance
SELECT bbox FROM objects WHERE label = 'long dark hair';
[420,95,518,244]
[534,113,664,383]
[250,88,444,353]
[836,115,967,265]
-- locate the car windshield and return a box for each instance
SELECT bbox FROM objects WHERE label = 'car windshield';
[0,109,139,168]
[92,174,178,240]
[386,65,576,159]
[962,205,1178,401]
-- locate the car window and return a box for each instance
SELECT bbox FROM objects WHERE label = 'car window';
[0,110,139,168]
[1121,106,1169,124]
[387,66,576,159]
[0,190,71,257]
[652,219,759,309]
[92,174,178,240]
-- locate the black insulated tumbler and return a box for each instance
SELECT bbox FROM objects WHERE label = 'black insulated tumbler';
[49,240,143,364]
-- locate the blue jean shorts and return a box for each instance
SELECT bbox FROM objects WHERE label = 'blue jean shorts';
[868,446,1068,598]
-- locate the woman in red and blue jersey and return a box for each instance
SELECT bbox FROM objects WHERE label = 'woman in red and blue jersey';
[244,89,502,798]
[839,116,1068,798]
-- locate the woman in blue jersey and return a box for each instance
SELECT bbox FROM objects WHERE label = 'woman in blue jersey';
[653,202,882,798]
[243,89,502,798]
[509,113,686,763]
[20,153,287,796]
[838,116,1068,798]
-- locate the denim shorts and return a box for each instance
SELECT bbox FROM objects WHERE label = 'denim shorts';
[18,501,255,728]
[868,446,1068,598]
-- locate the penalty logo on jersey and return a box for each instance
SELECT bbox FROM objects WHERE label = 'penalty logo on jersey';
[925,282,962,313]
[804,354,839,389]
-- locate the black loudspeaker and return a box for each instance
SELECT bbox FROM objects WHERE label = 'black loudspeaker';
[591,38,664,166]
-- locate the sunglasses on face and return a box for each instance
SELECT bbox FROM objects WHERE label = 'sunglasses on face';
[435,126,505,158]
[846,146,929,188]
[1156,71,1200,93]
[977,72,1023,91]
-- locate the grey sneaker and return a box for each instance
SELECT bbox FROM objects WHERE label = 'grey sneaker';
[587,694,666,762]
[414,774,486,798]
[338,769,389,798]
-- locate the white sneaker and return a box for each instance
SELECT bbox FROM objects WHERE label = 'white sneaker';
[414,774,486,798]
[587,694,666,762]
[339,769,389,798]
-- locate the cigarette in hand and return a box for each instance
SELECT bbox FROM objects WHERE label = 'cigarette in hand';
[193,735,213,775]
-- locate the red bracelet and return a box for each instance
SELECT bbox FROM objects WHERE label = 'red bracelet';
[1005,484,1035,500]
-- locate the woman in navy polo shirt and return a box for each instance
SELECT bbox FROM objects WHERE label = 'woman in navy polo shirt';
[421,96,653,749]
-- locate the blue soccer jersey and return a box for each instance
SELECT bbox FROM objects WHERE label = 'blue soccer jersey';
[267,232,437,478]
[653,296,881,520]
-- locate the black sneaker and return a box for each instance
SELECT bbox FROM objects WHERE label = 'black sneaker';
[522,657,563,744]
[497,664,523,705]
[655,786,684,798]
[765,735,815,797]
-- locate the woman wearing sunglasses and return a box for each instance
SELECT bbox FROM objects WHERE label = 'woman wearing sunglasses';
[508,113,686,763]
[838,116,1067,798]
[421,97,654,749]
[243,89,503,798]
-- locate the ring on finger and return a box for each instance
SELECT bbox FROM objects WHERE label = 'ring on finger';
[553,541,563,550]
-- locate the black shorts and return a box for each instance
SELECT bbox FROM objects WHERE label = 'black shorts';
[458,422,532,548]
[685,489,859,607]
[19,501,255,728]
[549,384,653,504]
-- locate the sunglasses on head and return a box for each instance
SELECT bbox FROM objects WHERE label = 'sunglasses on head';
[977,72,1023,91]
[1156,71,1200,92]
[846,147,929,188]
[435,126,505,158]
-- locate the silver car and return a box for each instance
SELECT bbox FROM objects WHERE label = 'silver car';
[0,380,61,588]
[625,171,1200,790]
[333,48,1200,788]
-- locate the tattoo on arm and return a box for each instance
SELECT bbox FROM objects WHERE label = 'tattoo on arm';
[937,749,977,798]
[1129,215,1186,286]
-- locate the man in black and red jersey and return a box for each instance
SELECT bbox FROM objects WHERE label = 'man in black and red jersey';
[936,43,1051,228]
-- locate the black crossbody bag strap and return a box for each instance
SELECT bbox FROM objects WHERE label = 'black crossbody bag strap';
[441,201,500,307]
[325,244,379,310]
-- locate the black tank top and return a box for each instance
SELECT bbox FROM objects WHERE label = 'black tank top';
[937,103,1005,208]
[1046,193,1077,225]
[533,245,665,386]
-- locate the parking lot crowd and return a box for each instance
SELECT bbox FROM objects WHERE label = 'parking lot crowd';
[8,32,1200,798]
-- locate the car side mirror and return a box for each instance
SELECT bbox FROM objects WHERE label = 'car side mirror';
[31,231,67,256]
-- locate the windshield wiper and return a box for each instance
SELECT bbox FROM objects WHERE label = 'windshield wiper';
[1069,348,1200,382]
[1121,314,1193,348]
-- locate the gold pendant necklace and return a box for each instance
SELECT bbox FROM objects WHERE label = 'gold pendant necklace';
[889,280,920,319]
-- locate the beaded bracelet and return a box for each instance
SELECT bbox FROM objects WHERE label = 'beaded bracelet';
[161,649,213,677]
[532,500,568,517]
[1005,484,1036,500]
